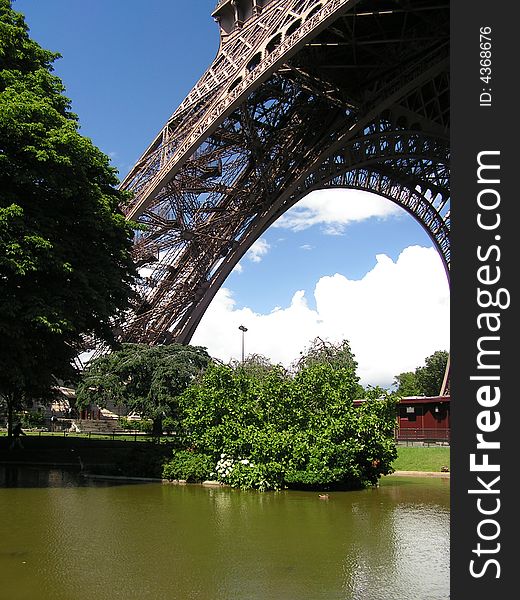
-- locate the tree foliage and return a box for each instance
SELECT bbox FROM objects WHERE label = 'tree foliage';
[168,358,398,491]
[393,371,421,397]
[76,343,212,433]
[293,337,359,373]
[415,350,449,396]
[228,353,281,380]
[0,1,137,425]
[293,337,365,398]
[394,350,449,397]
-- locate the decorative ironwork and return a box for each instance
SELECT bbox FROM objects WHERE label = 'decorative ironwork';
[116,0,450,346]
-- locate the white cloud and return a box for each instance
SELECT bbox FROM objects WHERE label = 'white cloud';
[191,245,449,389]
[245,237,270,262]
[274,188,402,234]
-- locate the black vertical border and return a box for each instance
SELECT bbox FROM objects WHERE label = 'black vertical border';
[451,0,516,597]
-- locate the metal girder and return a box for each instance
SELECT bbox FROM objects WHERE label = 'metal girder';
[116,0,450,346]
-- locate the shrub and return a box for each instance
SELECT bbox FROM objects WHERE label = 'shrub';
[162,450,213,482]
[118,417,133,430]
[21,411,45,428]
[162,416,177,435]
[224,459,285,491]
[136,419,153,433]
[117,417,153,433]
[176,362,398,491]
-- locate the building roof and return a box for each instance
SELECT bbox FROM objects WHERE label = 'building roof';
[400,395,450,404]
[55,386,76,399]
[353,395,450,407]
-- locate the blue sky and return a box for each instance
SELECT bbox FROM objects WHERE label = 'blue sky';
[14,0,450,387]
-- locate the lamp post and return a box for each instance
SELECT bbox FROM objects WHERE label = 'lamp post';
[238,325,248,363]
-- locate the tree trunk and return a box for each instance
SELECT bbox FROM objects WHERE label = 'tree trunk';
[152,416,163,438]
[7,398,13,439]
[6,390,21,440]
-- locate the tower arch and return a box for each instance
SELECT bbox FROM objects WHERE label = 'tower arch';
[117,0,450,347]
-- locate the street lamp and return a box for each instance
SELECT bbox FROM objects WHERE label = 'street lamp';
[238,325,248,363]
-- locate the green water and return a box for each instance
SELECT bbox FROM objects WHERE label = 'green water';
[0,468,449,600]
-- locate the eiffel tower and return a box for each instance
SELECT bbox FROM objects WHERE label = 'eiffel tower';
[118,0,450,372]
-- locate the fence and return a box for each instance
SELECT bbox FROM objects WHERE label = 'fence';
[396,427,450,444]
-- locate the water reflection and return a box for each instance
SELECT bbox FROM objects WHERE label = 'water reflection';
[344,481,450,599]
[1,465,84,488]
[0,470,449,600]
[0,465,147,488]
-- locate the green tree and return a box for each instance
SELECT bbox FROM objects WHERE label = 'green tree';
[284,366,397,489]
[394,350,449,397]
[0,1,137,436]
[393,371,421,397]
[172,358,398,491]
[76,343,212,435]
[415,350,449,396]
[229,353,283,379]
[293,337,365,398]
[294,337,358,372]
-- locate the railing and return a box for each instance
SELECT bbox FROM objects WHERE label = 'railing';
[396,428,450,444]
[3,426,449,444]
[0,428,171,444]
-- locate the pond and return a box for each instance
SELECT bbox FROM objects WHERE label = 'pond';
[0,467,449,600]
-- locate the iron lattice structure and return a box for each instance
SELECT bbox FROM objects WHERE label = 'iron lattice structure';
[118,0,450,348]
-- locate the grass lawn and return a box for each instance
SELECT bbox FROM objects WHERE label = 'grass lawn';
[392,446,450,472]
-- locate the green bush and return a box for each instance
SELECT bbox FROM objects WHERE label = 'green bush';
[176,362,398,491]
[226,460,285,492]
[118,417,153,433]
[118,417,132,430]
[162,450,213,482]
[136,419,153,433]
[162,417,177,435]
[21,411,45,428]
